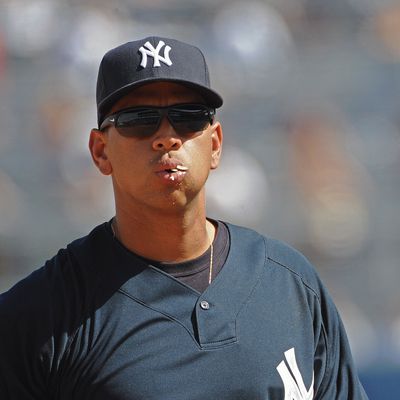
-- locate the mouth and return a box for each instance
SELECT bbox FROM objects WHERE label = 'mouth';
[155,162,189,183]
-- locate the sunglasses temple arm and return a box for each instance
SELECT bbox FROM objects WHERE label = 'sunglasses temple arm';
[99,116,115,131]
[210,109,216,123]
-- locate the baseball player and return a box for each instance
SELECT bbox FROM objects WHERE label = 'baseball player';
[0,37,368,399]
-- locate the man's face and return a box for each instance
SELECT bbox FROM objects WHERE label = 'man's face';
[89,82,223,214]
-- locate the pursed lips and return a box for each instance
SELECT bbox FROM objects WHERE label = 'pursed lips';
[155,158,188,172]
[155,158,189,182]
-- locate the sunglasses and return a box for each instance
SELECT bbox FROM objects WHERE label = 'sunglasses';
[100,103,216,138]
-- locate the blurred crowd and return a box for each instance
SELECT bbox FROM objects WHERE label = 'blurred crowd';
[1,0,400,395]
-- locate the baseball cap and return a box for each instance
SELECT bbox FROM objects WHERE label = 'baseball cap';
[96,36,223,128]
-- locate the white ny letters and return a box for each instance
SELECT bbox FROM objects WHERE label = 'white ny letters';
[276,348,314,400]
[139,41,172,68]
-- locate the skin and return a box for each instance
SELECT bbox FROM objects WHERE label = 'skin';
[89,82,223,262]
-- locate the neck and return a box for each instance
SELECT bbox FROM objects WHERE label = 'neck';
[113,207,215,263]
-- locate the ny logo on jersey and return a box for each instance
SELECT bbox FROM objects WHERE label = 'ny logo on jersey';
[276,348,314,400]
[139,40,172,68]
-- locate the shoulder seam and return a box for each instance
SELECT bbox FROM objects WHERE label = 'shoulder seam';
[267,255,321,301]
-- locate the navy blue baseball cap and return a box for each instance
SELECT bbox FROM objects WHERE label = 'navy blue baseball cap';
[96,36,223,128]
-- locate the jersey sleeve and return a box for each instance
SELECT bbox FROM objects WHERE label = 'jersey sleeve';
[0,276,52,399]
[266,236,369,399]
[0,249,75,400]
[312,276,369,399]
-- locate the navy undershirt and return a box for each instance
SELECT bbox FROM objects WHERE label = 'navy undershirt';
[107,219,230,293]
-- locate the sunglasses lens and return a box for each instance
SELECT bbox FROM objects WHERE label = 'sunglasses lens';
[169,105,211,135]
[116,109,160,137]
[110,105,213,137]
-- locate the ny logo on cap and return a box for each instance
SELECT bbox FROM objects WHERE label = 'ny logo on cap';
[139,40,172,68]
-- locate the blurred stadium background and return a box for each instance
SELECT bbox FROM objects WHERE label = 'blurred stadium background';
[1,0,400,397]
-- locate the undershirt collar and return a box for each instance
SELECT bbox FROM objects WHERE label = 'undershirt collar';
[106,219,230,293]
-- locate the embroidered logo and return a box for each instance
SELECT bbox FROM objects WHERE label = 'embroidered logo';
[139,40,172,68]
[276,348,314,400]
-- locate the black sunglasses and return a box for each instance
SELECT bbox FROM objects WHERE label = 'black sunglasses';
[100,103,215,138]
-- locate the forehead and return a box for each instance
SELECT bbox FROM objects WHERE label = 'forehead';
[110,81,205,112]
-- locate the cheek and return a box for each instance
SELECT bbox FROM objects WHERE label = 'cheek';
[184,138,213,185]
[108,136,140,165]
[187,135,213,165]
[107,139,147,180]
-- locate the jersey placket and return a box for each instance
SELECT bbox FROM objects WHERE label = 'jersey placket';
[116,224,267,349]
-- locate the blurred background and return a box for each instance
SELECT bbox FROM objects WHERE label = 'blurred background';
[1,0,399,397]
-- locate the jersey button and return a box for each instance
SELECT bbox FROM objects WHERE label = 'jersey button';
[200,300,210,310]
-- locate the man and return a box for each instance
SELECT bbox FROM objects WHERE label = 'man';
[0,37,368,399]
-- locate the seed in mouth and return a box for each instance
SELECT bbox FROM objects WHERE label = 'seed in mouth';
[168,166,188,173]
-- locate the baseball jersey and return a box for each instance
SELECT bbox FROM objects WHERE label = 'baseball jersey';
[0,221,368,399]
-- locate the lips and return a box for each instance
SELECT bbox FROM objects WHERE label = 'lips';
[155,158,188,172]
[155,158,189,183]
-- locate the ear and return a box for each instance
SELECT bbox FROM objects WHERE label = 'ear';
[89,129,112,175]
[210,121,223,170]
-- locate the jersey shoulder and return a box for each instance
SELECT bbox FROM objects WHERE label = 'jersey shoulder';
[0,223,108,320]
[224,221,322,296]
[266,237,321,292]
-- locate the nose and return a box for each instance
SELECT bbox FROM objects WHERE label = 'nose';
[152,117,183,151]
